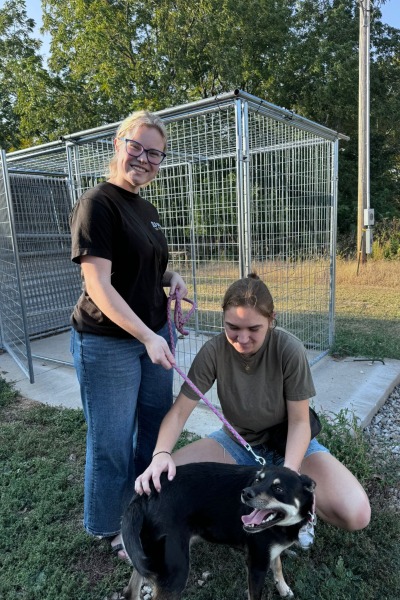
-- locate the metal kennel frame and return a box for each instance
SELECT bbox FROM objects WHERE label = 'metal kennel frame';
[0,91,346,402]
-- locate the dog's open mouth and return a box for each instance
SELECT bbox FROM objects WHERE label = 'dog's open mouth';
[241,508,285,532]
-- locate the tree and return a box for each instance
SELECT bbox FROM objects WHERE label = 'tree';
[368,13,400,222]
[0,0,45,149]
[39,0,297,111]
[147,0,295,102]
[2,0,399,235]
[275,0,400,232]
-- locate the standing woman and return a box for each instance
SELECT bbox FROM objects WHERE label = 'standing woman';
[135,274,370,546]
[70,111,187,558]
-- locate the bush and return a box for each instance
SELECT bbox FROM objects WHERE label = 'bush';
[318,409,374,484]
[337,217,400,260]
[371,217,400,260]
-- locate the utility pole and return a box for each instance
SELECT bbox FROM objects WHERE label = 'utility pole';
[357,0,372,265]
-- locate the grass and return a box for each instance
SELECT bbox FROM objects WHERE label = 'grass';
[0,258,399,599]
[333,259,400,360]
[0,387,399,599]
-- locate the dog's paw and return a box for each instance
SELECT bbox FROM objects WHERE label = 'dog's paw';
[275,580,294,597]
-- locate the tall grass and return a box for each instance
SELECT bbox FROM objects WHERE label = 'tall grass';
[180,259,400,359]
[336,257,400,287]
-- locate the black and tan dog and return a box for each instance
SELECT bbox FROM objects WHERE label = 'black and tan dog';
[121,463,316,600]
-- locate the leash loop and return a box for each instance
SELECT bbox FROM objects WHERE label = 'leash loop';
[168,295,266,467]
[167,294,196,357]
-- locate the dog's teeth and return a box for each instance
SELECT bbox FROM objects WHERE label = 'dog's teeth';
[262,514,275,523]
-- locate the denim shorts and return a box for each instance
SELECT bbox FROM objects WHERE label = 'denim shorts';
[207,428,330,466]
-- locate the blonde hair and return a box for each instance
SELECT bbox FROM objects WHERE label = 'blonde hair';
[107,110,167,179]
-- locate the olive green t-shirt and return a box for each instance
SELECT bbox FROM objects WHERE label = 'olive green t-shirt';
[180,327,316,446]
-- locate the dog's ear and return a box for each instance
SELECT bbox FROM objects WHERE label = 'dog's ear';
[300,474,316,493]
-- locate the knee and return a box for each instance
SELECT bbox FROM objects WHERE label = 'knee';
[318,492,371,531]
[344,496,371,531]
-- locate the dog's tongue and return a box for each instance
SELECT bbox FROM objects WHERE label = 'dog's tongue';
[242,508,271,526]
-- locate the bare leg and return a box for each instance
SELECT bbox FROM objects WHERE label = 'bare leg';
[172,438,237,465]
[301,452,370,530]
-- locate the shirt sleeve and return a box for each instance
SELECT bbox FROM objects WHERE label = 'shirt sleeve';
[70,194,115,264]
[281,335,316,401]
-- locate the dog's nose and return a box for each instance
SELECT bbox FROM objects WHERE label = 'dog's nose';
[242,487,256,500]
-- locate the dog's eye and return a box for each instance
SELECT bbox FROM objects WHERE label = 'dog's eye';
[272,484,284,493]
[254,477,260,483]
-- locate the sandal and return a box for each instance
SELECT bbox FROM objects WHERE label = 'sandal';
[111,541,128,561]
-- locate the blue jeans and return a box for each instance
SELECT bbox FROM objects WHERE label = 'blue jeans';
[70,322,176,537]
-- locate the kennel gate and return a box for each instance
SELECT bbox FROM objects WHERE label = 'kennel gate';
[0,91,345,402]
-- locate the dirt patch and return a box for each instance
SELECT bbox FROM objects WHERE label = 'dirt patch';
[0,394,44,422]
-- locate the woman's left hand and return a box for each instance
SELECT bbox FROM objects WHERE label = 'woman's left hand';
[169,272,188,299]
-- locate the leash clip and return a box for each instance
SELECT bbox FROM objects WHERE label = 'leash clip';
[245,444,266,466]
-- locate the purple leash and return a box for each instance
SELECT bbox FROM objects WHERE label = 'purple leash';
[167,294,266,466]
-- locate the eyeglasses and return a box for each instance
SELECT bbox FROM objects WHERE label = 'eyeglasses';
[119,138,166,165]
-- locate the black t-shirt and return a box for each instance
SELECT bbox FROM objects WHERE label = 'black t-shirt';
[70,182,169,337]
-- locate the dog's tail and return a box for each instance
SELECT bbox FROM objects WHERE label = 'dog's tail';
[121,496,147,570]
[121,495,163,578]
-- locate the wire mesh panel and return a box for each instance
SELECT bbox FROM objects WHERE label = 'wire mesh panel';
[6,146,69,176]
[3,91,341,397]
[246,110,335,364]
[148,109,242,396]
[0,151,34,381]
[67,137,114,201]
[7,174,82,338]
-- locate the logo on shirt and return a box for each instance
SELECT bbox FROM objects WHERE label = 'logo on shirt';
[151,221,162,230]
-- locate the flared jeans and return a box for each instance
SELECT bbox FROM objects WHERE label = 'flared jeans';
[70,322,175,536]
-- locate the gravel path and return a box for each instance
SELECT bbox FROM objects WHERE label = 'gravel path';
[363,382,400,511]
[363,383,400,455]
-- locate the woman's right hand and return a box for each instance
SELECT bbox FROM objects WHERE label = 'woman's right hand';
[135,454,177,495]
[143,332,175,369]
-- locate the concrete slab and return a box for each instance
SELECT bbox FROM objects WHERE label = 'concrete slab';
[0,349,81,411]
[310,355,400,429]
[1,332,399,437]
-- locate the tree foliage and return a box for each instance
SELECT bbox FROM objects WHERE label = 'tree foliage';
[0,0,46,149]
[1,0,399,231]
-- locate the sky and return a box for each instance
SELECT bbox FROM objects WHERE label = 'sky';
[2,0,400,58]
